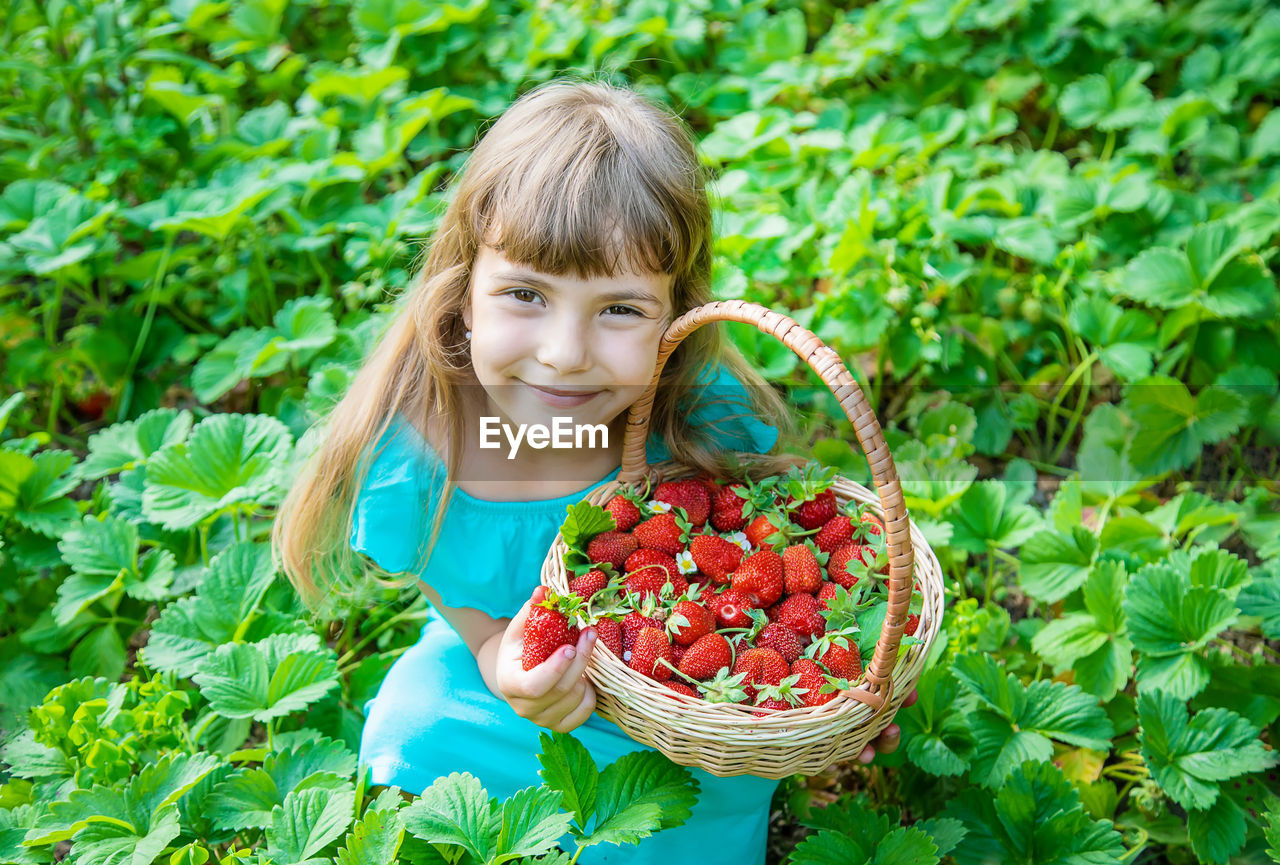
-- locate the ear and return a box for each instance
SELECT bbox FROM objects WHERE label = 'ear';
[461,307,473,330]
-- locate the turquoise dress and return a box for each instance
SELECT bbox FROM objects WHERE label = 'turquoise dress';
[352,365,781,864]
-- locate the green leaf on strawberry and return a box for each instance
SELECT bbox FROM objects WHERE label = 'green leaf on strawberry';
[560,501,616,549]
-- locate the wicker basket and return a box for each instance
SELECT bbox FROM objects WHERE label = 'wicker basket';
[541,300,944,779]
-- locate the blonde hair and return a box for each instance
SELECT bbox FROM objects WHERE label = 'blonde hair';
[272,75,798,618]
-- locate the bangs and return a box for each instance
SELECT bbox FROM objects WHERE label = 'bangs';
[466,101,705,282]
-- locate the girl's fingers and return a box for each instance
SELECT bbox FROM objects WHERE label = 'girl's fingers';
[903,689,919,708]
[553,628,596,693]
[552,679,597,732]
[876,723,902,755]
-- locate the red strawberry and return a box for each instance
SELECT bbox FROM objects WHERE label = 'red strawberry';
[672,643,687,665]
[860,511,884,537]
[817,583,840,608]
[692,473,720,499]
[662,681,699,698]
[782,544,823,595]
[668,600,715,646]
[754,698,793,713]
[622,610,662,652]
[827,543,873,588]
[605,495,642,532]
[587,531,638,571]
[689,534,743,584]
[632,513,688,557]
[777,593,826,640]
[595,618,623,656]
[757,623,803,663]
[791,658,838,706]
[654,479,710,528]
[731,550,785,607]
[678,633,733,680]
[764,599,784,622]
[568,569,608,600]
[814,642,861,680]
[521,599,581,671]
[624,548,680,582]
[733,647,789,702]
[905,613,920,636]
[745,513,786,549]
[710,484,749,532]
[814,515,854,553]
[629,627,674,680]
[711,588,756,629]
[791,489,837,531]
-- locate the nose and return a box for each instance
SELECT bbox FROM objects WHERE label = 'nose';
[534,313,592,375]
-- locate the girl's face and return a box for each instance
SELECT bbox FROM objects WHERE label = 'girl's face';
[463,244,674,435]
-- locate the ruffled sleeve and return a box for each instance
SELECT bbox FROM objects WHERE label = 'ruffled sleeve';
[645,362,779,463]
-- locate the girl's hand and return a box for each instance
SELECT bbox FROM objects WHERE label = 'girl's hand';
[855,688,918,764]
[495,587,598,733]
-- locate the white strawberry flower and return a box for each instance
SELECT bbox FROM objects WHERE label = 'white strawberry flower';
[727,531,751,553]
[675,550,697,575]
[649,500,672,513]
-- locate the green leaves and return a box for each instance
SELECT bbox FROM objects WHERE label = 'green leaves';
[1018,526,1098,603]
[791,795,965,865]
[400,772,572,865]
[1123,377,1247,476]
[143,413,293,530]
[944,761,1126,865]
[192,632,339,721]
[1118,221,1277,318]
[1123,562,1237,699]
[897,667,975,776]
[1139,690,1278,811]
[1031,560,1133,699]
[952,654,1113,788]
[1060,59,1155,131]
[947,480,1041,555]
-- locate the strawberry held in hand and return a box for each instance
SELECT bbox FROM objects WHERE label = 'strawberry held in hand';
[521,588,583,671]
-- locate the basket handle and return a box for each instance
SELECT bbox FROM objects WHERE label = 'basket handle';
[617,300,914,709]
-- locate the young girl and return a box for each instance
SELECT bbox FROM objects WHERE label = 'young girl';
[273,77,905,864]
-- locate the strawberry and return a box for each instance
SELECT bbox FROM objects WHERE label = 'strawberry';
[711,587,756,629]
[782,543,823,595]
[814,641,861,680]
[733,647,789,702]
[731,550,785,607]
[816,582,840,608]
[692,473,720,499]
[629,627,674,680]
[751,673,809,715]
[632,512,689,557]
[587,531,638,571]
[905,613,920,636]
[756,623,803,663]
[667,600,715,646]
[624,548,680,582]
[568,569,609,600]
[827,543,873,588]
[594,618,623,656]
[745,512,787,550]
[777,593,826,640]
[791,659,838,706]
[625,562,686,601]
[764,599,784,622]
[605,494,642,532]
[814,515,854,553]
[689,534,743,584]
[790,489,837,531]
[860,511,884,537]
[622,610,662,652]
[654,479,710,528]
[678,633,733,680]
[661,681,699,698]
[709,484,749,532]
[521,594,582,671]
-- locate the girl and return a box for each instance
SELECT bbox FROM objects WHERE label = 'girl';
[273,77,905,864]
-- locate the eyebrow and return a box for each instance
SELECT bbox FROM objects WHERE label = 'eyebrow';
[491,270,664,306]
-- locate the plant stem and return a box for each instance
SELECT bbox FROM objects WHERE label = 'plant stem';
[1100,129,1117,162]
[336,606,431,669]
[1042,110,1060,151]
[1049,352,1096,466]
[983,548,998,605]
[117,232,176,422]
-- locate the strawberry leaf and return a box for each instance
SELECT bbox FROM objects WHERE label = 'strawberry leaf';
[1138,689,1278,812]
[536,731,599,834]
[192,632,339,721]
[264,785,357,864]
[76,407,193,481]
[943,761,1125,865]
[333,806,405,865]
[1018,526,1098,603]
[400,772,494,861]
[582,751,698,848]
[953,654,1113,788]
[897,667,975,777]
[560,501,615,549]
[1031,560,1134,700]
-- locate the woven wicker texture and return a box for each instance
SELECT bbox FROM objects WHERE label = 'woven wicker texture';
[541,301,945,778]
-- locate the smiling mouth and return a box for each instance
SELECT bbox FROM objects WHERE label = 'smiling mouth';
[524,382,603,397]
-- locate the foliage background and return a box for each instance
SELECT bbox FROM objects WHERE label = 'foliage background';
[1,0,1279,863]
